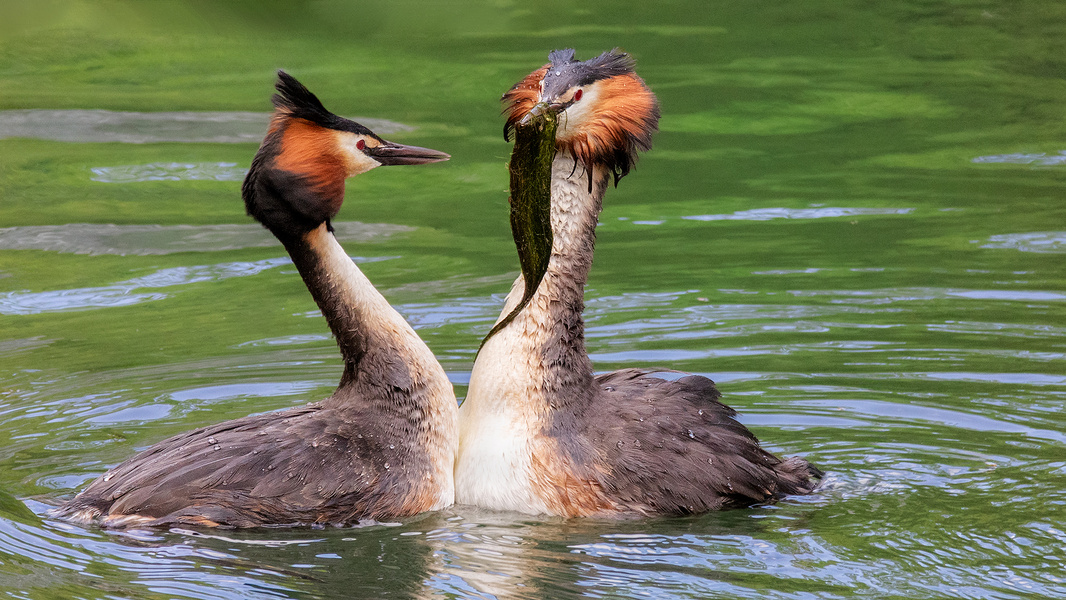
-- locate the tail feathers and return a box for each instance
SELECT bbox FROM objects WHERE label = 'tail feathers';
[775,456,823,496]
[48,500,112,526]
[50,499,226,529]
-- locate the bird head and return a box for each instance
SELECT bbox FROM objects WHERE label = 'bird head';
[502,49,660,186]
[243,71,449,238]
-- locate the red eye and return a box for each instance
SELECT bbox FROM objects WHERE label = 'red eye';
[574,89,583,102]
[356,139,366,150]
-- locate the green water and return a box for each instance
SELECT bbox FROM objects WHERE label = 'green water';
[2,1,1065,598]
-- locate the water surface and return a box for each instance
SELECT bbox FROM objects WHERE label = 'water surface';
[2,1,1064,598]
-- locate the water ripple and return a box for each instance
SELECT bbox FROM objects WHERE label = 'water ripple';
[0,222,413,255]
[789,287,1066,304]
[0,336,56,358]
[0,288,168,315]
[981,232,1066,254]
[797,399,1066,444]
[168,382,322,405]
[682,207,913,222]
[927,320,1066,339]
[236,334,332,348]
[91,162,247,183]
[0,258,289,315]
[2,508,302,599]
[972,151,1066,166]
[591,341,896,363]
[398,298,502,329]
[0,110,412,144]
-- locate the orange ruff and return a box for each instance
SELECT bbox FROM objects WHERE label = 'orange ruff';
[503,71,658,176]
[502,65,549,138]
[560,73,658,171]
[530,437,617,517]
[274,118,346,211]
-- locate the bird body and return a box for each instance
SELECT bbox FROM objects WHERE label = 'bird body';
[54,72,456,528]
[455,50,820,517]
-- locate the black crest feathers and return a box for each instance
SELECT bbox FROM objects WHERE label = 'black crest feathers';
[542,48,637,99]
[270,71,375,136]
[272,71,335,126]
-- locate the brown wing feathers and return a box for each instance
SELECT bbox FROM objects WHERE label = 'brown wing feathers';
[590,370,820,514]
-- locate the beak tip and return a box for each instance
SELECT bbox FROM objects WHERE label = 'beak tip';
[519,101,556,129]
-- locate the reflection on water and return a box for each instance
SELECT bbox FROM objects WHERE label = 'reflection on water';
[6,264,1066,600]
[5,484,1065,599]
[6,272,1065,597]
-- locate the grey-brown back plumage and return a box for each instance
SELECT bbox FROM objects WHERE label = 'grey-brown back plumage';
[585,369,820,514]
[56,394,430,527]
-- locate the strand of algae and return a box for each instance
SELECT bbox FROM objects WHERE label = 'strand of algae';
[480,105,558,348]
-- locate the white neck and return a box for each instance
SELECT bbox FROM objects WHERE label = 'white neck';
[455,153,608,512]
[291,223,458,509]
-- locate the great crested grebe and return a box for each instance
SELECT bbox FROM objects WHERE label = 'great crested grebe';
[53,71,457,528]
[455,49,821,517]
